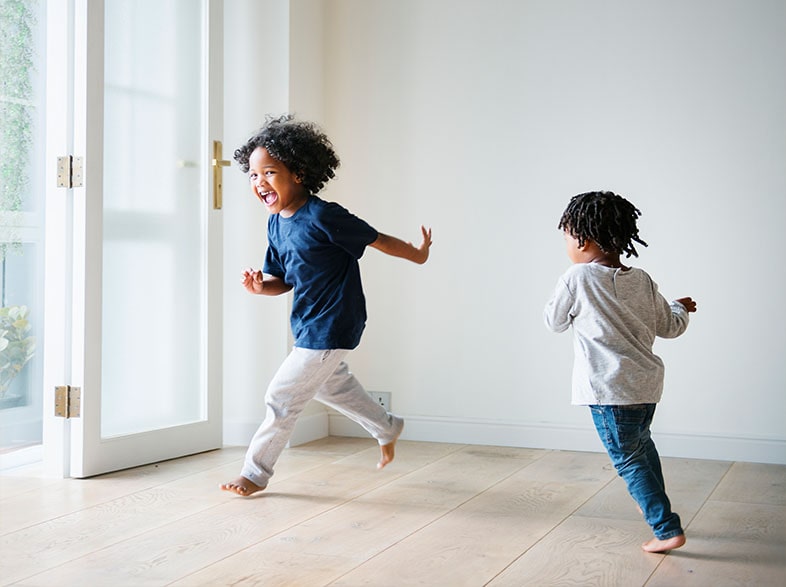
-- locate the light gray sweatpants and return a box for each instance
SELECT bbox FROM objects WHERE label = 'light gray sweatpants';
[241,347,404,488]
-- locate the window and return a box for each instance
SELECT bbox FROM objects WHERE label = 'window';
[0,0,46,452]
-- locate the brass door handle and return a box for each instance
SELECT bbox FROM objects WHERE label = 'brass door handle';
[212,140,231,209]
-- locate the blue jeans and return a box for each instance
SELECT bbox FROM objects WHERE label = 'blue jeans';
[590,404,683,540]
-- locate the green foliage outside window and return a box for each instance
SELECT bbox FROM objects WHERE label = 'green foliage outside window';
[0,0,37,261]
[0,0,37,400]
[0,305,34,398]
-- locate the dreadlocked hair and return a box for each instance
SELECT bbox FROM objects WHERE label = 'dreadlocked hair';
[234,114,340,195]
[558,191,648,258]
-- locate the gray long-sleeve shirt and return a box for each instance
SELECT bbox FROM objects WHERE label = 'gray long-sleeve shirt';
[544,263,690,405]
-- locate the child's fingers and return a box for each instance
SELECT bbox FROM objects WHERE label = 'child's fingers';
[241,267,258,284]
[676,297,697,312]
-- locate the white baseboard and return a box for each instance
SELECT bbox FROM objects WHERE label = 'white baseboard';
[0,444,43,471]
[653,431,786,465]
[223,411,786,465]
[223,411,329,448]
[288,411,330,447]
[328,413,786,465]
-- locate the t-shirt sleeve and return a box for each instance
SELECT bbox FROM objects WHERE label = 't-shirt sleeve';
[544,275,575,333]
[263,216,286,278]
[317,202,378,259]
[655,294,690,339]
[263,244,285,279]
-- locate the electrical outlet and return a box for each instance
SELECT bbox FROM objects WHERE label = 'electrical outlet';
[369,391,391,411]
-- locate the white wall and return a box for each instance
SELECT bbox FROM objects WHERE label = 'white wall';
[222,0,292,447]
[224,0,786,464]
[222,0,331,447]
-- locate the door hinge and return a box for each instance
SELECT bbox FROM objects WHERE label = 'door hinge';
[57,156,84,188]
[55,385,81,418]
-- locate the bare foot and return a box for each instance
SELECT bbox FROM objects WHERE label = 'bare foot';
[642,534,686,553]
[377,420,404,470]
[377,442,396,470]
[220,476,265,497]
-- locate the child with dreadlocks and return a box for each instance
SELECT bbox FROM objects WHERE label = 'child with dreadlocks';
[221,114,432,497]
[544,191,696,553]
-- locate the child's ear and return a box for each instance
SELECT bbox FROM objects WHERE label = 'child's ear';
[294,176,302,184]
[578,239,595,252]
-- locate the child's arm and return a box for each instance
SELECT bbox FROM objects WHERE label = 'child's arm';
[370,226,432,264]
[544,278,575,333]
[241,268,293,296]
[655,295,696,338]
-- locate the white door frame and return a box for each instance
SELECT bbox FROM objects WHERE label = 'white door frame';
[42,0,224,478]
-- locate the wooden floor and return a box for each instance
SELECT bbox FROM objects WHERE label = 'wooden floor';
[1,437,785,586]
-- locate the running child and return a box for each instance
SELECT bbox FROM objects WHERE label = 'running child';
[221,115,432,497]
[544,190,696,553]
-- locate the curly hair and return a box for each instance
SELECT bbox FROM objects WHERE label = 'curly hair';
[233,114,340,195]
[558,191,648,258]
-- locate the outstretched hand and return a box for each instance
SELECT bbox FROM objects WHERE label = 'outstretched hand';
[413,225,433,264]
[676,297,697,313]
[370,225,433,264]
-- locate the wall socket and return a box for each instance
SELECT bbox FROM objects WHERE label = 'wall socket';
[369,391,391,411]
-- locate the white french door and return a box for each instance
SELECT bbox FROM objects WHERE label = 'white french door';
[42,0,224,478]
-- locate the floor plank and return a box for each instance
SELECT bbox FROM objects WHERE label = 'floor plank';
[331,450,614,586]
[486,515,662,586]
[576,456,732,524]
[0,446,341,584]
[8,441,459,586]
[172,444,531,586]
[709,461,786,505]
[1,438,784,587]
[0,448,243,534]
[646,500,786,587]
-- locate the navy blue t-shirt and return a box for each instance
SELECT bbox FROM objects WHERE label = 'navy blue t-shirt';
[263,195,378,350]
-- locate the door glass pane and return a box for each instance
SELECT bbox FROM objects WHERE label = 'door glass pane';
[0,0,46,453]
[102,0,205,437]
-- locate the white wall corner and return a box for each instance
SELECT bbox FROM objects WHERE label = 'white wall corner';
[286,410,330,447]
[223,406,329,449]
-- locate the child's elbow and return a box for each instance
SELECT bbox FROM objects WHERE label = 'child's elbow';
[544,314,569,333]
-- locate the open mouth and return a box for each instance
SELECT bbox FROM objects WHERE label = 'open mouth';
[258,189,277,206]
